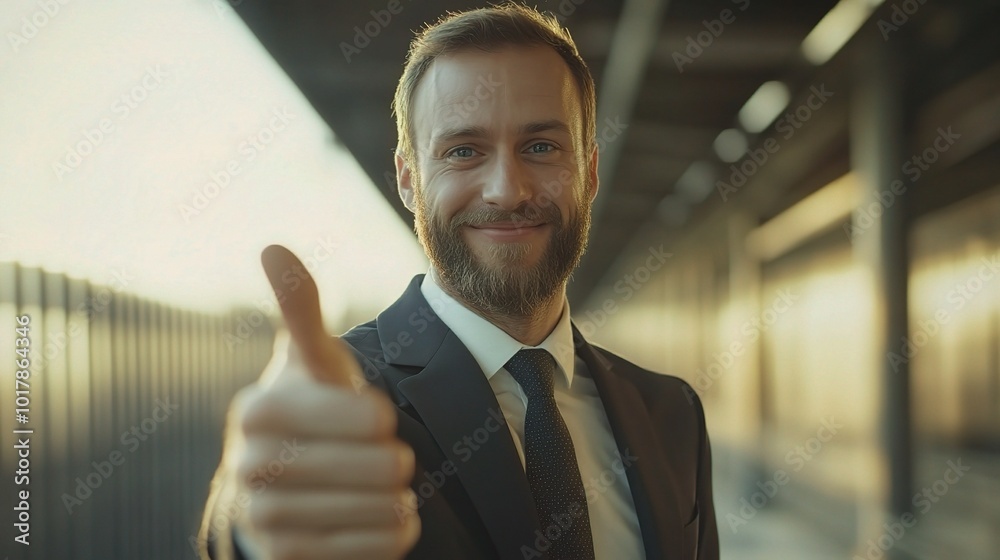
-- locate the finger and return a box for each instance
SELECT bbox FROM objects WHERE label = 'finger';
[240,383,397,440]
[248,488,418,531]
[265,515,421,560]
[238,439,414,489]
[261,244,325,358]
[260,244,357,386]
[256,329,291,390]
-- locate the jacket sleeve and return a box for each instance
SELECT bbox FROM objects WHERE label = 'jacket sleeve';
[197,450,255,560]
[198,464,250,560]
[692,388,720,560]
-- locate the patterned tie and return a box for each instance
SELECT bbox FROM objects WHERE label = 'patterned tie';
[504,349,595,560]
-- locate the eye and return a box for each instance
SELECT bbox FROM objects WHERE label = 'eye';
[446,146,477,159]
[526,142,556,154]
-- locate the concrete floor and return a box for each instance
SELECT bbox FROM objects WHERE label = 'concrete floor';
[711,445,1000,560]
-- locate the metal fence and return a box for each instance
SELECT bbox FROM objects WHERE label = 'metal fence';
[0,263,274,559]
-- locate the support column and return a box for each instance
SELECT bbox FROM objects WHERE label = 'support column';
[849,29,913,551]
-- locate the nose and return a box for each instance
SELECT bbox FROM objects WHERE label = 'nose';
[481,152,533,210]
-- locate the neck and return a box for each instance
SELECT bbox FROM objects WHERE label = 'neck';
[430,267,565,347]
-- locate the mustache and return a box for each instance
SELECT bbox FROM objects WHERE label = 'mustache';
[449,203,562,229]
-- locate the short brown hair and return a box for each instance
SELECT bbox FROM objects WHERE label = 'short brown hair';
[392,2,596,169]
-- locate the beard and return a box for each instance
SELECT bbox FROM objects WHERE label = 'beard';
[413,182,592,317]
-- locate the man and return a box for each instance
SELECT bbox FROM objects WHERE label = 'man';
[200,4,718,559]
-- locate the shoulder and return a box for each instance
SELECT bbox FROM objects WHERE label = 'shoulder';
[341,318,380,356]
[590,343,707,421]
[338,319,393,391]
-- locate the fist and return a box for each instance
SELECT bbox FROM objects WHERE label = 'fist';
[220,245,420,560]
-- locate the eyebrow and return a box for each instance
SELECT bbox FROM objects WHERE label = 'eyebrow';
[431,119,572,145]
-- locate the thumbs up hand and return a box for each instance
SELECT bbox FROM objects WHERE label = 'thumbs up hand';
[222,245,420,560]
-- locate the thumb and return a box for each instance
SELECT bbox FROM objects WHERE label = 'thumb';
[260,244,361,387]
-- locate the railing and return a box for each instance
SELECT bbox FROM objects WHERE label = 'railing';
[0,263,275,559]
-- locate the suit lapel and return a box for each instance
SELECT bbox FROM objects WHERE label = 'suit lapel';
[377,277,541,559]
[573,325,684,560]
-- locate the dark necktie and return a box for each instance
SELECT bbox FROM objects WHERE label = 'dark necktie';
[504,349,596,560]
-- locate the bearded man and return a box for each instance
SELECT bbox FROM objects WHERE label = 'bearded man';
[201,4,718,560]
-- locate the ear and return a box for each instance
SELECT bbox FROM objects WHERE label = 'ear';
[395,151,416,213]
[587,143,599,203]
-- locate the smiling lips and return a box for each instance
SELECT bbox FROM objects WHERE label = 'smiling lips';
[468,221,549,240]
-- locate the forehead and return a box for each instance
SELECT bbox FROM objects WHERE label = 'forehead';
[411,45,581,141]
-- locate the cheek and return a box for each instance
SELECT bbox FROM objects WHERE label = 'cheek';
[551,187,584,220]
[427,176,477,220]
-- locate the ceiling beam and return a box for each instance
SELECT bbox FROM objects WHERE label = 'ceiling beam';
[576,20,811,71]
[591,0,671,226]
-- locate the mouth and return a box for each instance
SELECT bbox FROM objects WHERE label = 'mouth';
[467,221,550,240]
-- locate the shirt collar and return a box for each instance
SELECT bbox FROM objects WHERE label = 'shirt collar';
[420,268,577,387]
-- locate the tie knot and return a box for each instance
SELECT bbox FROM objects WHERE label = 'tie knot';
[504,348,557,399]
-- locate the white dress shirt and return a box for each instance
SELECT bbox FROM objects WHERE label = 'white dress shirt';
[420,270,646,559]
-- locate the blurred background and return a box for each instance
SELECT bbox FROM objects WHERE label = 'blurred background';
[0,0,998,558]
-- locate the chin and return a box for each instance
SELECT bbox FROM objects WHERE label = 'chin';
[478,244,544,269]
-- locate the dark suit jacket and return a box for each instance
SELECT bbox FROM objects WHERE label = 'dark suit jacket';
[212,274,719,560]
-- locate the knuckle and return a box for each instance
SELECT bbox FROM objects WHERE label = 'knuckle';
[388,529,408,558]
[395,512,421,556]
[361,389,398,438]
[269,538,307,560]
[246,496,278,530]
[399,488,417,511]
[233,454,261,484]
[233,445,276,485]
[238,389,281,435]
[393,488,419,525]
[227,386,257,428]
[387,440,415,485]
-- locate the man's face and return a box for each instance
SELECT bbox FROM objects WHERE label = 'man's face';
[397,45,599,315]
